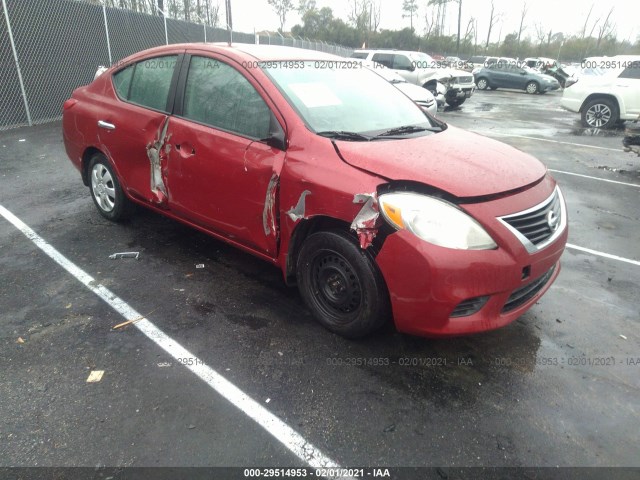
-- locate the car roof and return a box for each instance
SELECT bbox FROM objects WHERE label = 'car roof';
[119,42,341,65]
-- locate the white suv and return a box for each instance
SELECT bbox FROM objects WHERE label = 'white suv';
[351,49,475,107]
[561,55,640,128]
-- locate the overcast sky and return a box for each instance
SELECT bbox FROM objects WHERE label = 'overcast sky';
[228,0,639,45]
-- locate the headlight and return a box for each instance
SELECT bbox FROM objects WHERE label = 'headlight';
[378,192,497,250]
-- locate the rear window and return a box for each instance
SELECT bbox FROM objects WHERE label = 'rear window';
[127,55,177,112]
[350,52,368,59]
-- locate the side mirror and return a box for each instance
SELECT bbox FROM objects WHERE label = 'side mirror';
[264,113,287,151]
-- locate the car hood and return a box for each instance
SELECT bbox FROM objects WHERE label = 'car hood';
[394,82,435,103]
[421,67,471,80]
[334,126,547,198]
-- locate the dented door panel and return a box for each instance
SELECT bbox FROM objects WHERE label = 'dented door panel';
[165,117,283,256]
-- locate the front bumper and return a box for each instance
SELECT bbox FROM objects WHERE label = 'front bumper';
[447,84,475,99]
[560,95,583,113]
[375,180,568,337]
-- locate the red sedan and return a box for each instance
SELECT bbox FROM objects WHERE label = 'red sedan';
[63,43,568,338]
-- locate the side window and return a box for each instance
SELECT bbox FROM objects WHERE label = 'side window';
[128,55,177,112]
[182,56,271,140]
[371,53,394,69]
[393,55,413,71]
[619,66,640,79]
[113,64,134,99]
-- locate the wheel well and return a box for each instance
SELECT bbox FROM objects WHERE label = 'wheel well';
[284,215,393,286]
[580,94,619,113]
[81,147,103,186]
[284,216,351,285]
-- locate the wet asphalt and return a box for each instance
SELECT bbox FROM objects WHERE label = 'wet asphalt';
[0,88,639,477]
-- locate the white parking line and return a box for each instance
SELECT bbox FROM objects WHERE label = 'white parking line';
[548,169,640,188]
[0,204,346,474]
[567,244,640,267]
[483,132,623,152]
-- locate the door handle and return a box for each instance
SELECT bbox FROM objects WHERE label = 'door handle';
[98,120,116,130]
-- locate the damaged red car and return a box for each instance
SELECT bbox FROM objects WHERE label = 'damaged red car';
[63,44,568,338]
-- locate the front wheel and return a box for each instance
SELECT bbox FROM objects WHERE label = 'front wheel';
[88,153,131,221]
[581,98,619,129]
[525,81,539,94]
[296,230,390,338]
[446,98,466,107]
[476,78,489,90]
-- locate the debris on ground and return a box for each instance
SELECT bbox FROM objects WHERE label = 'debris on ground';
[196,264,205,269]
[86,370,104,383]
[383,424,396,432]
[556,318,562,323]
[16,337,25,344]
[157,362,172,368]
[109,251,140,260]
[265,398,271,403]
[112,316,143,330]
[619,335,627,340]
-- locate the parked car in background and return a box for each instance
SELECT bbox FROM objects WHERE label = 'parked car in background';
[524,57,576,88]
[63,43,567,338]
[561,56,640,128]
[351,49,475,107]
[465,55,487,71]
[360,60,438,115]
[474,62,561,94]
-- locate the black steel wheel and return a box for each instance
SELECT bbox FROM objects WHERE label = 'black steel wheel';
[296,230,390,338]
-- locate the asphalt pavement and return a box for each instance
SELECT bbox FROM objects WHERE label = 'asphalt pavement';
[0,88,639,478]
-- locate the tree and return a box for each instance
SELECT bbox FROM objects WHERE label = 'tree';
[596,7,615,48]
[516,2,527,57]
[402,0,419,31]
[485,0,500,50]
[297,0,316,17]
[268,0,295,32]
[454,0,462,55]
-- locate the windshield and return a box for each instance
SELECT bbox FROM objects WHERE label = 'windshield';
[264,61,433,135]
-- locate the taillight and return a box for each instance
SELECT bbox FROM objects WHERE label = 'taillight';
[63,98,78,111]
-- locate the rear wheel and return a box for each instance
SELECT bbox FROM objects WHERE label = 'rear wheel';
[476,78,489,90]
[581,98,619,129]
[88,153,130,221]
[296,230,390,338]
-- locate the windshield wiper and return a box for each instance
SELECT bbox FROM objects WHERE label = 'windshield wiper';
[317,130,372,141]
[374,124,440,138]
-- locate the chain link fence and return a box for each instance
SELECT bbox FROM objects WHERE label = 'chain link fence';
[0,0,353,131]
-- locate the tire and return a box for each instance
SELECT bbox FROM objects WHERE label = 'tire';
[296,230,390,338]
[88,153,131,221]
[476,78,489,90]
[525,81,539,94]
[581,98,619,129]
[446,98,466,107]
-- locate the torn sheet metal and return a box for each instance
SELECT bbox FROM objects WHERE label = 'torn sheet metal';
[350,192,380,249]
[146,117,170,205]
[262,174,279,236]
[287,190,311,222]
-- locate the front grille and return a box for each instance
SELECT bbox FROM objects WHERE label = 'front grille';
[502,265,555,313]
[454,75,474,84]
[499,187,564,253]
[451,296,489,317]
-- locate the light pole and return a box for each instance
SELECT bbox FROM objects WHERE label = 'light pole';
[153,0,169,45]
